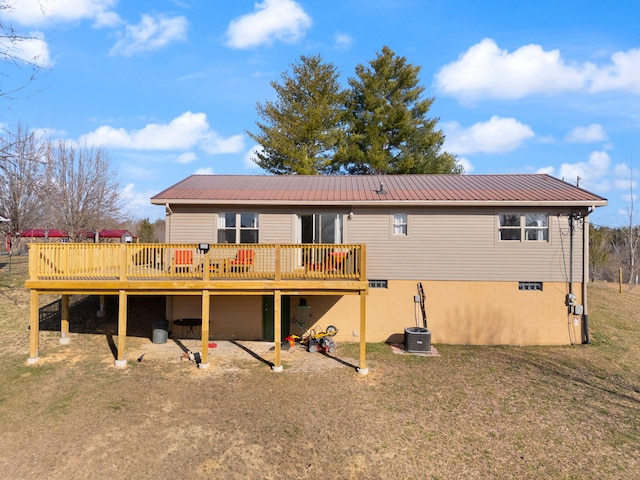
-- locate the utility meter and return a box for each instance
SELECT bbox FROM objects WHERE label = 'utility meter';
[565,293,577,306]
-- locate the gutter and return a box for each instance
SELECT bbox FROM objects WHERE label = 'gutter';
[151,199,609,208]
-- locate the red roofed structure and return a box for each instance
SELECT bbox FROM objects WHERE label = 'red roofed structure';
[20,229,69,238]
[98,230,136,242]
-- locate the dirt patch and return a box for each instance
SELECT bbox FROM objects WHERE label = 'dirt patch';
[131,338,360,374]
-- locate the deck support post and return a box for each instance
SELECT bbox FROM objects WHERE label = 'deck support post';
[97,294,106,318]
[271,290,283,372]
[115,290,127,368]
[357,291,368,375]
[60,294,70,345]
[199,290,210,368]
[27,290,40,364]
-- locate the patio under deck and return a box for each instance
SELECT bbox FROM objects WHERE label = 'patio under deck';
[25,243,369,373]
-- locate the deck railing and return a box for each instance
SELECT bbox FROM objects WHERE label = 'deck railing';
[28,243,365,282]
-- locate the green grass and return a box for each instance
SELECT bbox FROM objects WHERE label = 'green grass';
[0,255,638,479]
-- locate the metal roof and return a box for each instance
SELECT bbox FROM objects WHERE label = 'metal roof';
[20,229,68,238]
[151,174,608,207]
[98,229,135,238]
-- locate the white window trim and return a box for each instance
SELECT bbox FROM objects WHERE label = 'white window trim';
[497,212,549,242]
[218,212,259,244]
[392,213,408,237]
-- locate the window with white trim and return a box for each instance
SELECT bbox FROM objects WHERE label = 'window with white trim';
[217,213,258,243]
[393,213,407,236]
[499,213,548,241]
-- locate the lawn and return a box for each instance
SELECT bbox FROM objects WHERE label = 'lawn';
[0,254,638,479]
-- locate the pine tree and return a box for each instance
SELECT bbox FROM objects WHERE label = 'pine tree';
[248,55,346,175]
[336,46,461,175]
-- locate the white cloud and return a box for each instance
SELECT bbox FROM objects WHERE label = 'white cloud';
[121,183,165,220]
[590,48,640,94]
[456,157,474,174]
[442,116,534,155]
[539,150,612,192]
[565,124,608,143]
[2,0,121,27]
[435,39,640,100]
[536,166,555,176]
[32,127,62,139]
[93,10,122,28]
[176,152,197,164]
[225,0,312,49]
[334,33,353,49]
[194,167,214,175]
[245,144,264,168]
[435,39,589,100]
[201,132,245,155]
[110,14,187,56]
[0,31,52,67]
[79,111,245,154]
[613,163,638,197]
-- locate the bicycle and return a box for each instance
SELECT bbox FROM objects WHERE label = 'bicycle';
[286,325,338,353]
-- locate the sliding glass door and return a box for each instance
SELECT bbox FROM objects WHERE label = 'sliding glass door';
[300,214,342,244]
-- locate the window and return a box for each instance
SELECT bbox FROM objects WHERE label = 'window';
[519,282,543,291]
[499,213,548,241]
[525,213,548,241]
[218,213,258,244]
[369,280,388,288]
[393,213,407,236]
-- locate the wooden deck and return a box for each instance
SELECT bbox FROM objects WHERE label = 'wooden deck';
[25,243,367,293]
[25,243,369,373]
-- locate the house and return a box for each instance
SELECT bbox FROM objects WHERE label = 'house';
[24,173,606,372]
[150,174,606,347]
[98,229,136,243]
[20,228,69,241]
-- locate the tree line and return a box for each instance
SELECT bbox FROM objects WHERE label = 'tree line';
[590,223,640,288]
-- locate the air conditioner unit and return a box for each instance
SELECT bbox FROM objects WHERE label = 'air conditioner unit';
[404,327,431,353]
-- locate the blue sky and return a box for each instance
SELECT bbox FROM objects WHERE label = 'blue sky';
[1,0,638,228]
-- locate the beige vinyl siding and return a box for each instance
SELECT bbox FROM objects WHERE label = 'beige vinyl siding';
[170,208,296,244]
[258,212,296,243]
[346,206,583,282]
[166,204,584,282]
[167,209,216,243]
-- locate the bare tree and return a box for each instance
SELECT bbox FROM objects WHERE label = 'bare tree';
[0,2,48,100]
[44,140,123,241]
[589,224,611,282]
[612,159,640,288]
[0,125,47,250]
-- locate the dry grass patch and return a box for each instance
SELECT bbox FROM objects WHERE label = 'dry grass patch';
[0,256,638,479]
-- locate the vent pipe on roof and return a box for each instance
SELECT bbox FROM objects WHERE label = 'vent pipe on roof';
[377,182,387,195]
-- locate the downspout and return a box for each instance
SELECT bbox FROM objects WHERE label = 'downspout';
[582,208,594,344]
[569,214,574,302]
[566,213,579,344]
[565,214,576,310]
